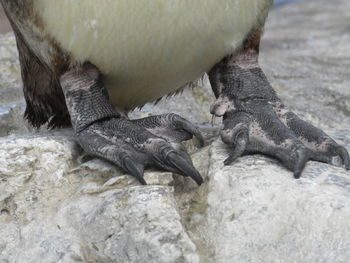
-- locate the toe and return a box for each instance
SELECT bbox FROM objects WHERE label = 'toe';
[337,146,350,170]
[122,155,147,185]
[221,111,251,165]
[293,146,309,179]
[328,145,350,169]
[146,139,204,185]
[279,109,349,170]
[78,130,148,184]
[172,114,204,146]
[132,114,204,146]
[166,151,203,185]
[223,131,249,165]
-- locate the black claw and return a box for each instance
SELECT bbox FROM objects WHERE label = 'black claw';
[176,143,194,164]
[167,152,204,185]
[293,147,308,179]
[180,120,204,147]
[337,146,350,170]
[224,131,248,165]
[123,157,147,185]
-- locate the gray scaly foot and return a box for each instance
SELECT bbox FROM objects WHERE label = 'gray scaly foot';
[209,30,349,178]
[60,63,204,185]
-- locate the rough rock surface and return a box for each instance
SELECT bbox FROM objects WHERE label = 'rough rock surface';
[0,1,350,262]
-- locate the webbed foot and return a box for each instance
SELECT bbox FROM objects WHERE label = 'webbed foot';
[208,29,349,178]
[60,63,203,185]
[78,115,204,185]
[217,100,349,178]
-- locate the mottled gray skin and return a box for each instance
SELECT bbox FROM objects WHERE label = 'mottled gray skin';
[1,0,349,184]
[60,63,204,185]
[209,30,349,178]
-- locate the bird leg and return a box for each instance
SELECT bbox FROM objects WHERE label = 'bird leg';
[60,63,203,185]
[208,29,349,178]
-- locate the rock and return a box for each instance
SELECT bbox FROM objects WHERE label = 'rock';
[188,139,350,263]
[261,0,350,132]
[0,33,31,136]
[0,132,199,263]
[0,1,350,262]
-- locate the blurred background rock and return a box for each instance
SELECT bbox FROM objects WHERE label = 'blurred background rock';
[0,6,11,34]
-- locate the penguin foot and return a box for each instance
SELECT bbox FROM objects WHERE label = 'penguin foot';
[218,100,349,178]
[208,32,349,178]
[131,113,204,146]
[77,114,204,185]
[60,63,203,185]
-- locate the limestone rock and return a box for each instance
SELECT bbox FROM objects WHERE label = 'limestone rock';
[0,132,199,263]
[0,33,30,137]
[188,139,350,263]
[0,1,350,262]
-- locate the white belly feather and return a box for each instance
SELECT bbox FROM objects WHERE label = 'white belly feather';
[34,0,271,109]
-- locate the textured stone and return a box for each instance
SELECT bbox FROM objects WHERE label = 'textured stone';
[0,132,199,263]
[0,1,350,262]
[0,33,30,136]
[188,138,350,263]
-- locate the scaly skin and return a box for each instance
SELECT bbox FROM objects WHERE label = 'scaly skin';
[209,31,349,178]
[60,63,204,185]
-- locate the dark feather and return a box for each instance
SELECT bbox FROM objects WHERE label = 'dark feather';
[14,26,71,128]
[1,0,71,129]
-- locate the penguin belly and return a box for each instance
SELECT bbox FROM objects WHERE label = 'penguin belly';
[34,0,272,110]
